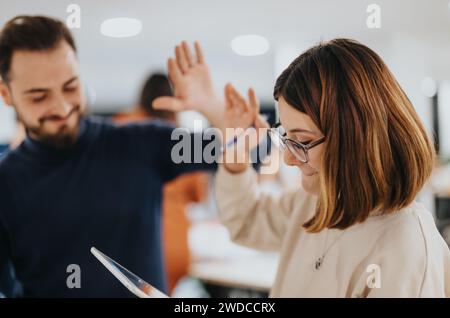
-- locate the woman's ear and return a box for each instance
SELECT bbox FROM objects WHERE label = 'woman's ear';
[0,80,13,106]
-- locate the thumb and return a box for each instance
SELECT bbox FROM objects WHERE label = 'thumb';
[152,96,185,112]
[255,114,270,130]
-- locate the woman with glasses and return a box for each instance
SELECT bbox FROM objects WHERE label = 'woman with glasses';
[153,40,450,297]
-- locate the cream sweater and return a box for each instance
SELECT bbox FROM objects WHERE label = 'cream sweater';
[215,166,450,297]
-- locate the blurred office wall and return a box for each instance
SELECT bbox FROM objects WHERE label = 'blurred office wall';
[0,0,449,141]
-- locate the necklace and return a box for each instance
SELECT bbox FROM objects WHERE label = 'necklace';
[315,229,346,270]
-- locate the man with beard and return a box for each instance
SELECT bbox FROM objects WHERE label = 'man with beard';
[0,16,223,297]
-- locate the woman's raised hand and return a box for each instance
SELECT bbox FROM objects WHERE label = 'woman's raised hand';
[222,83,269,173]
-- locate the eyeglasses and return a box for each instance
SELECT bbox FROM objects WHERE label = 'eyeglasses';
[268,122,325,163]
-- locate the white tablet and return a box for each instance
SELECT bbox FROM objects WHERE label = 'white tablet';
[90,247,169,298]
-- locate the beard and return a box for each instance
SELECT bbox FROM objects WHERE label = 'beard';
[17,105,85,150]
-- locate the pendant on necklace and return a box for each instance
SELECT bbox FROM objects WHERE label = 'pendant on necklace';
[315,256,324,270]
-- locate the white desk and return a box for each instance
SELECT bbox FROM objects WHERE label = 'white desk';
[188,221,279,292]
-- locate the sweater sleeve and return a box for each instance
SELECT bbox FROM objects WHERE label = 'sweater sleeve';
[115,120,219,183]
[159,125,219,182]
[214,164,316,251]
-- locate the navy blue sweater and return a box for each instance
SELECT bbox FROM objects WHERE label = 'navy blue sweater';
[0,116,218,297]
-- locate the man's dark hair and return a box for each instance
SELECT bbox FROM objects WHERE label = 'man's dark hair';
[0,15,77,82]
[139,73,175,121]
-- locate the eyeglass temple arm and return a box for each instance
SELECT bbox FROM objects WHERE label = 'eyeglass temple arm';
[305,136,326,149]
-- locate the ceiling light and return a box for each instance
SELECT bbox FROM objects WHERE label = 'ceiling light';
[421,77,437,97]
[231,34,270,56]
[100,17,143,38]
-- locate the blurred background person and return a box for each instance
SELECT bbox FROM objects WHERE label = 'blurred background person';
[114,73,210,295]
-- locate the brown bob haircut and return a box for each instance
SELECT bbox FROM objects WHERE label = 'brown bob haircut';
[274,38,435,233]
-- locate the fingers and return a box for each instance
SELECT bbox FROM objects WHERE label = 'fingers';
[194,41,205,64]
[182,41,195,67]
[175,41,203,73]
[224,83,234,110]
[230,85,249,113]
[248,87,260,116]
[167,58,182,85]
[175,45,189,74]
[225,83,255,117]
[225,83,242,111]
